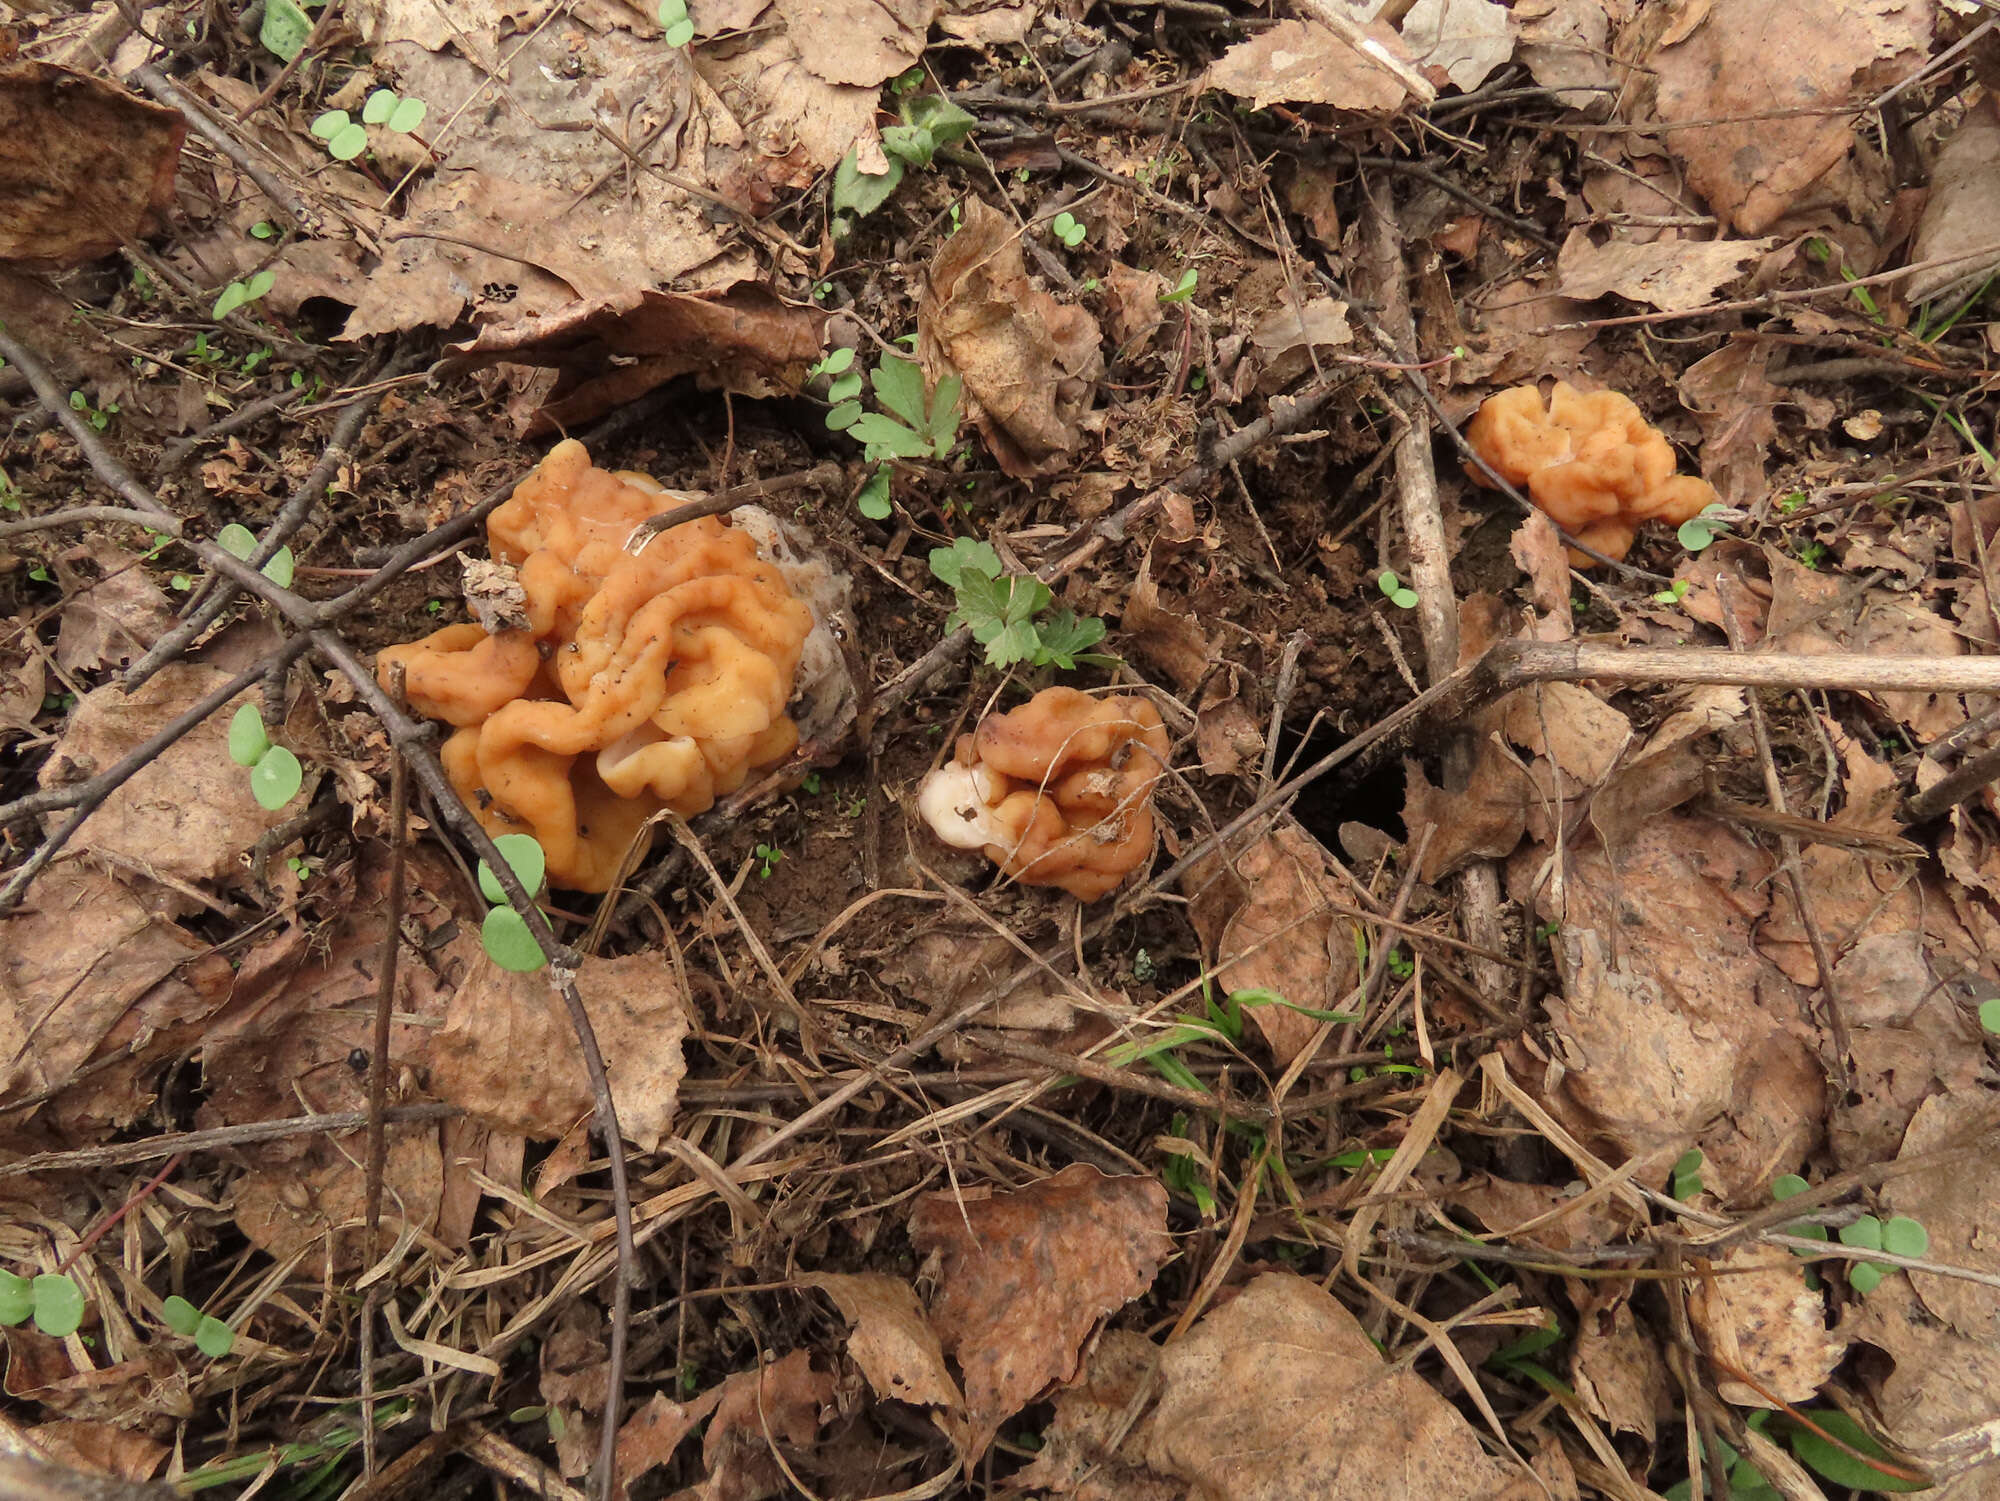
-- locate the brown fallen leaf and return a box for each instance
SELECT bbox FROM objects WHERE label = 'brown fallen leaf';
[1572,1296,1673,1445]
[1555,229,1773,314]
[1205,19,1415,113]
[54,544,176,675]
[908,1163,1171,1458]
[1399,0,1516,91]
[1140,1272,1519,1498]
[1647,0,1932,234]
[918,196,1105,478]
[447,285,828,436]
[1014,1329,1171,1498]
[1512,813,1826,1192]
[1840,1273,2000,1483]
[1121,544,1212,693]
[427,951,690,1152]
[541,1306,610,1479]
[36,665,292,896]
[1688,1245,1846,1407]
[1403,740,1536,883]
[614,1387,726,1500]
[0,63,184,269]
[1677,338,1786,509]
[700,1350,835,1501]
[0,863,220,1129]
[1186,823,1362,1063]
[22,1419,169,1484]
[775,0,936,86]
[1906,93,2000,306]
[805,1271,963,1411]
[1883,1091,2000,1341]
[1516,0,1616,96]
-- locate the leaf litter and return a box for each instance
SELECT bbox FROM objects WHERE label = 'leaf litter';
[10,0,2000,1497]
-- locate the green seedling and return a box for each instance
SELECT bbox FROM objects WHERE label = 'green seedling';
[753,842,784,878]
[1782,1408,1928,1493]
[163,1294,236,1357]
[1653,578,1691,607]
[656,0,695,44]
[311,89,425,161]
[0,466,18,512]
[1773,1173,1828,1258]
[475,833,549,972]
[851,355,961,461]
[1980,997,2000,1034]
[1160,267,1199,304]
[228,703,304,811]
[1104,988,1358,1095]
[1795,538,1828,570]
[1677,502,1732,552]
[1159,1111,1217,1218]
[1838,1213,1929,1294]
[249,220,277,240]
[1385,947,1413,981]
[801,772,822,795]
[1670,1147,1705,1201]
[68,389,118,432]
[0,1270,87,1337]
[1050,211,1086,248]
[929,537,1109,670]
[216,521,296,587]
[1912,269,1997,344]
[1377,569,1418,609]
[259,0,320,61]
[832,92,975,228]
[212,269,275,320]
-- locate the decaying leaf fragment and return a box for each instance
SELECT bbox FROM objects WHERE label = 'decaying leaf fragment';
[1687,1245,1847,1407]
[806,1272,963,1411]
[0,62,185,268]
[908,1164,1171,1458]
[919,196,1105,478]
[1205,19,1415,113]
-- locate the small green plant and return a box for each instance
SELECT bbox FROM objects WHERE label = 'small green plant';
[801,772,822,795]
[1773,1173,1827,1259]
[1160,268,1199,304]
[820,353,964,520]
[259,0,321,61]
[477,833,548,972]
[929,538,1109,670]
[1653,578,1691,607]
[1839,1213,1928,1295]
[68,389,118,432]
[1050,211,1086,248]
[0,1270,87,1337]
[216,521,296,587]
[1980,997,2000,1034]
[1670,1147,1705,1201]
[228,703,304,811]
[1159,1112,1217,1218]
[1795,538,1828,570]
[832,92,976,228]
[753,841,783,878]
[311,88,427,161]
[285,855,314,882]
[0,466,17,512]
[656,0,695,45]
[1131,948,1156,984]
[1777,489,1808,514]
[1385,947,1413,981]
[212,269,275,320]
[1377,570,1418,610]
[162,1294,236,1357]
[1677,502,1732,552]
[1105,987,1357,1095]
[249,220,277,240]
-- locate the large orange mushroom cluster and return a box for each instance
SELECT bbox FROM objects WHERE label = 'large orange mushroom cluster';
[378,440,816,892]
[917,688,1170,901]
[1464,381,1718,564]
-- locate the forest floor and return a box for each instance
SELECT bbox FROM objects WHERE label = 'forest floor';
[5,0,2000,1498]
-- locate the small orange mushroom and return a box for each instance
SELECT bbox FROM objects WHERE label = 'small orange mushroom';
[1464,381,1718,564]
[378,440,818,891]
[917,688,1170,902]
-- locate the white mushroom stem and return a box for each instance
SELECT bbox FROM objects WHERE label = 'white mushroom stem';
[916,763,1013,850]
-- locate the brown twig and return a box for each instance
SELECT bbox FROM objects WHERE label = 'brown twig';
[0,1104,462,1179]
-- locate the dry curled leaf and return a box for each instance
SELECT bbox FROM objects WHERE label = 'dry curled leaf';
[806,1272,962,1411]
[1689,1244,1847,1407]
[1205,20,1414,112]
[908,1164,1171,1458]
[1556,230,1773,314]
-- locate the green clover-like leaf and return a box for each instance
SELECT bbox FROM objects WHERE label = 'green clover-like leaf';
[928,537,1002,589]
[1840,1214,1884,1250]
[362,88,398,126]
[1881,1216,1928,1258]
[1161,267,1198,304]
[329,121,369,161]
[811,347,855,378]
[259,0,313,61]
[0,1271,30,1327]
[212,282,248,319]
[481,905,547,972]
[228,703,271,767]
[477,833,547,905]
[162,1295,203,1337]
[32,1274,86,1338]
[827,371,863,404]
[831,150,903,221]
[309,109,350,140]
[194,1314,235,1358]
[856,468,893,520]
[387,96,427,133]
[261,545,295,588]
[250,745,303,810]
[1980,997,2000,1033]
[217,523,258,561]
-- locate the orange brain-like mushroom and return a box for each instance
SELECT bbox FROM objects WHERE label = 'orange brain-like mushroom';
[917,688,1171,902]
[1464,381,1718,564]
[377,440,815,891]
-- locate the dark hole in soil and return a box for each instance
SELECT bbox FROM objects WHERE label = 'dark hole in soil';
[1271,714,1411,853]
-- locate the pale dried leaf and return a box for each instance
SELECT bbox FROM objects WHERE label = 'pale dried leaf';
[1399,0,1516,91]
[36,665,292,892]
[1204,20,1413,112]
[806,1272,962,1410]
[1907,95,2000,305]
[54,544,175,674]
[1141,1272,1519,1498]
[1688,1245,1846,1406]
[1884,1092,2000,1340]
[774,0,936,85]
[908,1164,1170,1458]
[1515,0,1615,97]
[428,951,688,1150]
[1557,230,1772,313]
